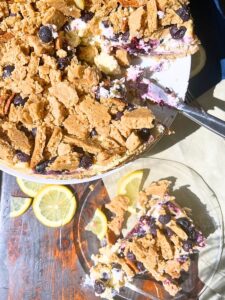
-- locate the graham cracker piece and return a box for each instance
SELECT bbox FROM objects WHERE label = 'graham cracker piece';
[112,120,132,139]
[28,101,46,123]
[45,127,63,158]
[163,281,181,297]
[145,180,171,197]
[125,132,141,152]
[115,49,130,67]
[147,0,158,34]
[57,142,72,156]
[121,108,155,129]
[118,0,148,7]
[42,7,67,29]
[8,104,23,123]
[49,82,79,108]
[128,6,146,37]
[167,220,188,240]
[164,259,183,279]
[0,32,13,43]
[46,0,81,18]
[110,126,126,147]
[105,195,130,236]
[100,98,126,114]
[157,229,174,260]
[156,0,168,11]
[79,97,111,136]
[2,122,31,155]
[0,139,14,162]
[63,113,89,139]
[109,6,129,33]
[30,125,47,168]
[47,153,79,172]
[48,96,68,126]
[78,46,98,64]
[127,238,158,270]
[64,135,103,154]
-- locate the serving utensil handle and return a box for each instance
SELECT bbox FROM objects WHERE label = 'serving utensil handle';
[178,103,225,138]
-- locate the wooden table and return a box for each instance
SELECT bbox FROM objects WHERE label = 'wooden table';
[0,173,104,300]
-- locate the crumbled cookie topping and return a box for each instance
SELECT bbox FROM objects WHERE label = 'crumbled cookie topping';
[89,180,206,298]
[0,0,197,178]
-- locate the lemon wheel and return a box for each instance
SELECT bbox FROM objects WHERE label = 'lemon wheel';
[10,196,32,218]
[85,208,107,240]
[17,177,46,197]
[33,185,77,228]
[117,170,144,206]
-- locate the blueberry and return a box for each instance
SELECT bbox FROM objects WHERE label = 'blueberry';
[188,228,197,242]
[94,280,106,295]
[81,11,94,22]
[127,251,136,261]
[73,146,84,154]
[183,240,193,252]
[170,25,187,40]
[176,218,191,231]
[90,128,98,137]
[147,218,157,236]
[117,252,125,258]
[102,20,110,28]
[137,262,145,272]
[31,128,37,137]
[176,5,190,22]
[158,214,171,225]
[2,65,15,79]
[35,158,56,174]
[16,150,30,162]
[165,227,174,237]
[110,33,120,42]
[101,272,110,282]
[121,31,130,42]
[38,26,53,43]
[57,57,70,70]
[137,82,149,96]
[111,263,122,270]
[113,111,123,121]
[13,95,27,107]
[139,216,150,223]
[137,128,151,142]
[79,155,93,169]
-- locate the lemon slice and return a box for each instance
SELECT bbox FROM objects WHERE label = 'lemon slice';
[17,177,46,197]
[117,170,144,207]
[33,185,77,228]
[85,208,107,240]
[10,196,32,218]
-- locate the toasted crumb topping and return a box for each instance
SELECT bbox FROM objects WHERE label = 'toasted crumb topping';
[89,179,206,298]
[0,0,197,177]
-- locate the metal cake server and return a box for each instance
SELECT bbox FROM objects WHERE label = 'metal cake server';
[145,81,225,138]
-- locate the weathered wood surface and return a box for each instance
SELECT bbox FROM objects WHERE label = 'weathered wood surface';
[0,173,101,300]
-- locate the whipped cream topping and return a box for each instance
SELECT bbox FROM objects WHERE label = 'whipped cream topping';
[126,66,143,81]
[99,22,115,39]
[70,18,87,36]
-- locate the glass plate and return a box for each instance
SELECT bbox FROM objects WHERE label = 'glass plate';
[74,158,223,300]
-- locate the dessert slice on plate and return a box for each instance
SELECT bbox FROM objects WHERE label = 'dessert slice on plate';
[88,180,206,299]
